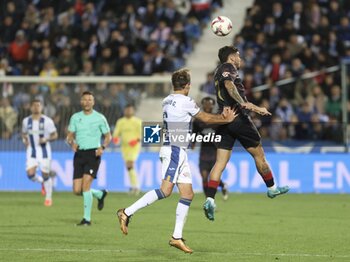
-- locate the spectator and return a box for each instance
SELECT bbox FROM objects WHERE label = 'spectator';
[39,60,59,93]
[200,72,215,96]
[325,85,342,119]
[264,54,286,82]
[96,19,110,46]
[79,60,95,76]
[296,101,313,139]
[8,30,30,64]
[150,20,171,49]
[288,1,307,34]
[151,48,172,73]
[56,47,78,75]
[0,16,17,44]
[0,97,18,139]
[115,45,134,75]
[275,97,294,123]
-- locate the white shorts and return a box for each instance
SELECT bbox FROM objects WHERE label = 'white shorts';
[159,146,192,184]
[26,157,51,174]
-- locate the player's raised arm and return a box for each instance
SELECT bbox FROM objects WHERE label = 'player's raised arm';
[224,79,245,105]
[194,108,238,124]
[224,80,271,116]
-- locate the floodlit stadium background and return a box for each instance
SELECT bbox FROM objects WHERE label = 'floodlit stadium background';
[0,0,349,193]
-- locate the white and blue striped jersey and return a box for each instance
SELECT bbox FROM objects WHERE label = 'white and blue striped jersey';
[22,115,57,159]
[162,94,200,148]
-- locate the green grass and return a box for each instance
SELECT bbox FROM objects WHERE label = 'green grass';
[0,192,349,261]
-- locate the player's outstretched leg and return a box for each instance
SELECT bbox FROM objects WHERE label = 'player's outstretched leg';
[246,145,289,199]
[117,188,167,235]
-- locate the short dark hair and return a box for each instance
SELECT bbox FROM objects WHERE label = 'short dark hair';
[31,99,42,105]
[171,68,191,91]
[81,91,93,97]
[201,97,215,105]
[218,46,239,63]
[124,103,134,109]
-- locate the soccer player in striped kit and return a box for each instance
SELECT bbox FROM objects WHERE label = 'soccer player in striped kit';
[117,68,237,253]
[22,99,58,206]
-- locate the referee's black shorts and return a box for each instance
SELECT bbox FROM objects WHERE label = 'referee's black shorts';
[217,114,261,150]
[73,149,101,179]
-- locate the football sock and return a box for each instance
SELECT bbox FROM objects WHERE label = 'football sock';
[173,198,192,239]
[43,176,52,200]
[261,171,275,187]
[83,191,93,221]
[128,168,139,189]
[268,184,277,191]
[206,180,220,199]
[203,182,208,197]
[27,173,44,183]
[219,180,224,188]
[91,188,103,199]
[125,189,166,216]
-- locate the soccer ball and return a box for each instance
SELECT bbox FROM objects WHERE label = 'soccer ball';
[211,16,232,36]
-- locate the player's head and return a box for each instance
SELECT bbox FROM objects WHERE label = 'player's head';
[80,91,95,113]
[124,103,135,118]
[171,68,191,96]
[218,46,241,68]
[30,99,42,115]
[201,97,215,113]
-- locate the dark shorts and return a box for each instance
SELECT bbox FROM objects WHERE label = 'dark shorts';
[73,149,101,180]
[217,114,261,150]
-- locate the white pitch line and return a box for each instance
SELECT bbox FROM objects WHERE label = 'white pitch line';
[0,248,349,259]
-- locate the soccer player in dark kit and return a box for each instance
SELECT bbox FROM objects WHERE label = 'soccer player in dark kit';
[192,97,228,200]
[203,46,289,221]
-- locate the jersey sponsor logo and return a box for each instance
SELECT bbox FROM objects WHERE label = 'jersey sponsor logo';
[222,71,230,77]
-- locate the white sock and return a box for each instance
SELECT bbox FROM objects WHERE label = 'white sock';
[125,189,160,216]
[206,197,215,204]
[268,184,277,191]
[43,178,52,200]
[173,198,192,239]
[29,174,44,183]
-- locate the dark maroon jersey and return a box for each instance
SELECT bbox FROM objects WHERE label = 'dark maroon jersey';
[214,62,247,113]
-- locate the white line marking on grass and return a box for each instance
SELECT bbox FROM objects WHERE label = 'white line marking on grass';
[0,248,349,259]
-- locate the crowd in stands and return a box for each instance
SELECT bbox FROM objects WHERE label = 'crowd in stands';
[0,0,221,139]
[201,0,350,143]
[0,0,349,144]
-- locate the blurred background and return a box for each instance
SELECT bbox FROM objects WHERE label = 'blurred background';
[0,0,349,193]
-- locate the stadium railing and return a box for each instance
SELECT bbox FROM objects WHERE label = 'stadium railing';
[0,63,349,152]
[0,75,172,151]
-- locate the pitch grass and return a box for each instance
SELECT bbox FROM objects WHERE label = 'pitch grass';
[0,192,349,262]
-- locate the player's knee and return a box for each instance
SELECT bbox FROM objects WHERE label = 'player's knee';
[27,174,35,181]
[184,191,194,200]
[156,188,170,199]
